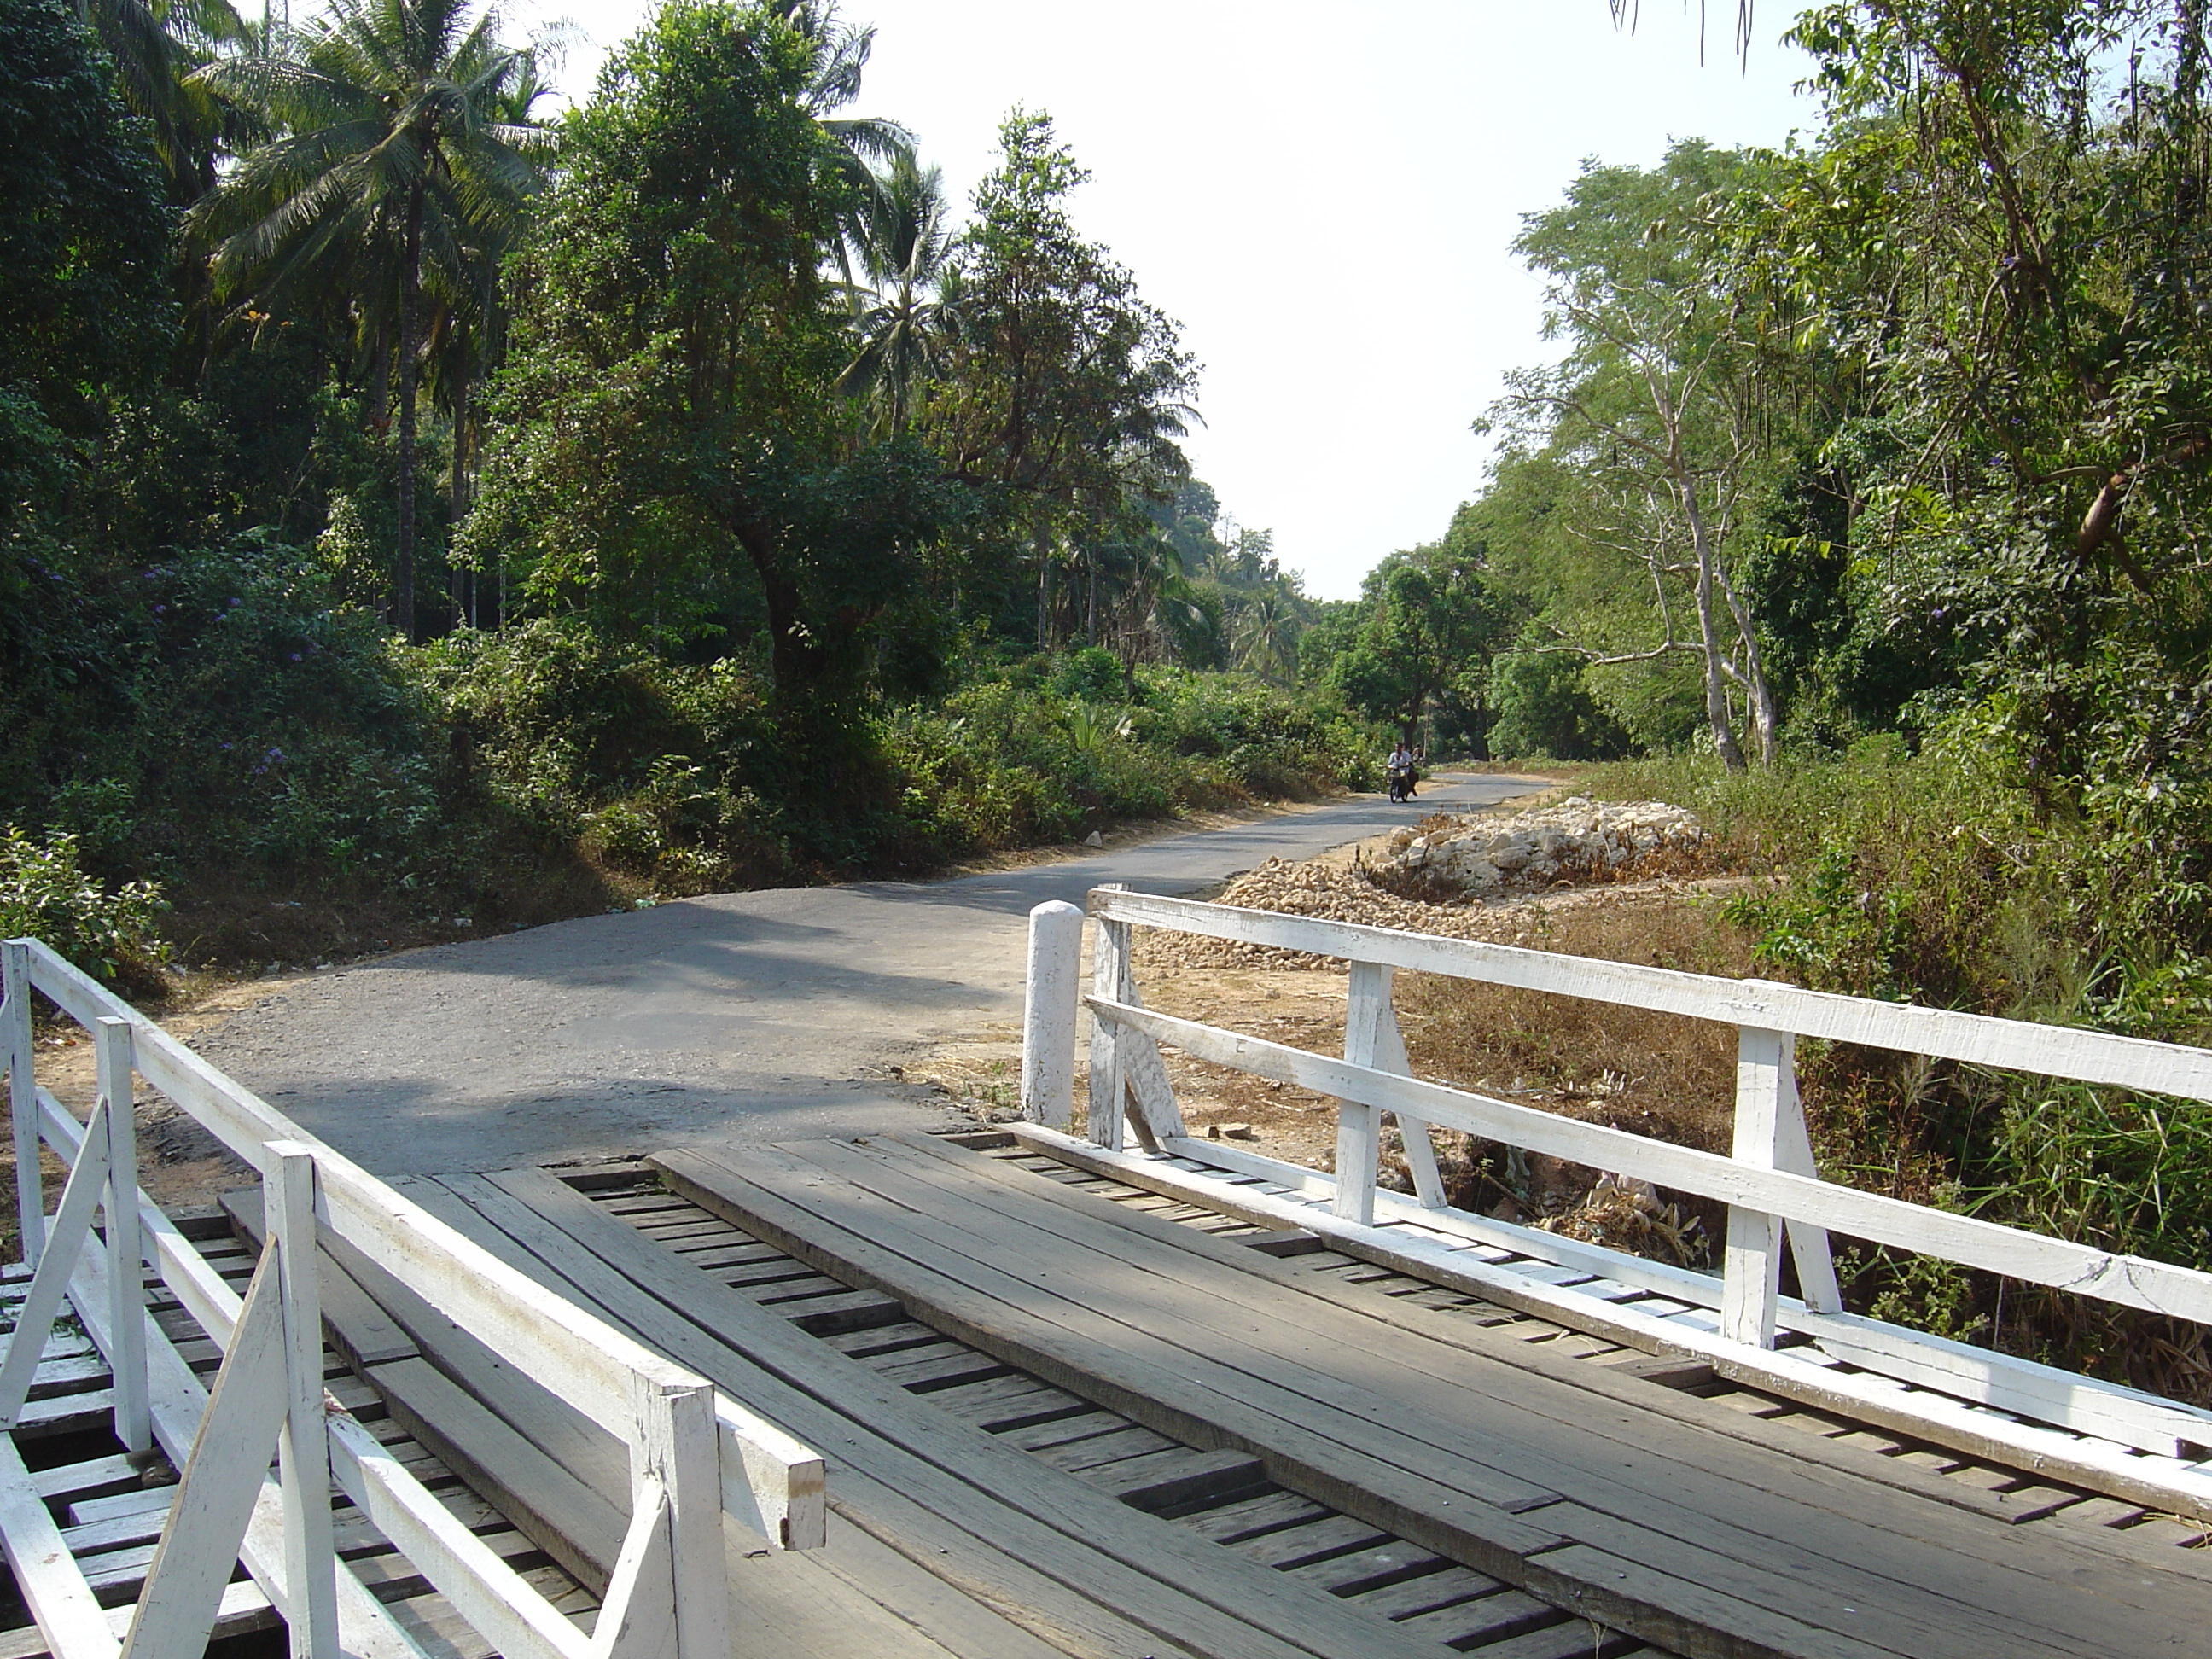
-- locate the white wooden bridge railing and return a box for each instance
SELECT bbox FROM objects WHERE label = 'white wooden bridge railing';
[0,938,825,1659]
[1019,887,2212,1515]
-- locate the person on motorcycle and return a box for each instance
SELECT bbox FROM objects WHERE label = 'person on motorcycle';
[1387,741,1417,803]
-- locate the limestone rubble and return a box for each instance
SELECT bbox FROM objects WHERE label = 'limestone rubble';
[1379,795,1705,896]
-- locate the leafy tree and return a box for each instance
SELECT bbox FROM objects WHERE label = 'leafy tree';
[467,0,963,707]
[928,109,1196,646]
[194,0,550,638]
[0,0,173,531]
[1330,550,1515,750]
[1491,141,1788,769]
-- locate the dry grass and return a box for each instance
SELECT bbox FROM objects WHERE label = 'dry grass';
[1394,889,1761,1255]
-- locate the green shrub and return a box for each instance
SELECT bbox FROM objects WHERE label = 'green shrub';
[0,827,166,988]
[1583,718,2212,1393]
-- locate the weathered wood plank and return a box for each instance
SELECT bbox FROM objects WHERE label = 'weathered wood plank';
[659,1146,1941,1659]
[731,1134,2212,1658]
[1014,1121,2212,1517]
[0,1430,119,1659]
[1097,997,2212,1328]
[459,1165,1448,1659]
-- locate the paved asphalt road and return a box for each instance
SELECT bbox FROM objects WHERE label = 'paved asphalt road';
[196,774,1551,1176]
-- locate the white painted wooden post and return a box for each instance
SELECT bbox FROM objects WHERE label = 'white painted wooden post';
[2,941,38,1267]
[1344,966,1448,1210]
[626,1376,727,1659]
[1335,962,1390,1224]
[1022,902,1083,1129]
[121,1254,290,1659]
[1088,888,1132,1151]
[1776,1060,1842,1314]
[96,1017,150,1452]
[267,1143,337,1659]
[1721,1025,1790,1348]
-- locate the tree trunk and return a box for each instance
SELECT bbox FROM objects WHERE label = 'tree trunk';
[449,368,471,626]
[1035,535,1051,650]
[393,181,424,642]
[1713,564,1778,765]
[1679,464,1747,772]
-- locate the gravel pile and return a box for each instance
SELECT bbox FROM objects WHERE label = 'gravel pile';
[1132,795,1708,971]
[1378,796,1703,897]
[1137,859,1505,969]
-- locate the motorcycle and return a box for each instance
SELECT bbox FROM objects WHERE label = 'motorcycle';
[1387,762,1417,803]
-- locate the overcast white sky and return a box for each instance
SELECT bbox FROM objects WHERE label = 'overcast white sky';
[513,3,1823,599]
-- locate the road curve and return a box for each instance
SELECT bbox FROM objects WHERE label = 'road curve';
[195,774,1552,1176]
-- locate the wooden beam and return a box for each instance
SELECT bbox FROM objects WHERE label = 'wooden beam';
[3,941,40,1267]
[1092,997,2212,1325]
[0,1431,119,1659]
[1090,889,2212,1102]
[1006,1124,2212,1519]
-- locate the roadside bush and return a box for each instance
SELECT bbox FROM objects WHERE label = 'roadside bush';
[0,827,166,990]
[1581,719,2212,1396]
[3,533,440,884]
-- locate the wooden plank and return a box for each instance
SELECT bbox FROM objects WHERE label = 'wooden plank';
[0,1104,111,1425]
[355,1356,625,1597]
[1721,1027,1789,1348]
[656,1146,1939,1659]
[61,1236,429,1659]
[1095,996,2212,1326]
[1333,964,1387,1225]
[455,1167,1450,1659]
[1051,1114,2212,1461]
[95,1021,148,1458]
[1010,1122,2212,1522]
[955,1139,2111,1536]
[233,1186,631,1511]
[0,1431,119,1659]
[1089,888,2212,1102]
[120,1257,288,1659]
[4,942,41,1268]
[220,1190,419,1372]
[406,1185,1229,1659]
[743,1134,2212,1658]
[1088,892,1131,1151]
[388,1181,824,1554]
[267,1147,340,1659]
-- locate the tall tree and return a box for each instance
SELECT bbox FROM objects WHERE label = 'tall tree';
[193,0,550,638]
[1493,142,1785,768]
[1331,551,1514,748]
[928,109,1196,648]
[836,153,957,438]
[466,0,963,705]
[1,0,172,528]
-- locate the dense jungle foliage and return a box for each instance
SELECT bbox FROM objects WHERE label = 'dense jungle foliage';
[1475,2,2212,1395]
[17,0,2212,1388]
[0,0,1371,983]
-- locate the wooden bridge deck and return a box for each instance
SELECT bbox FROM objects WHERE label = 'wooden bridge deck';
[364,1131,2212,1659]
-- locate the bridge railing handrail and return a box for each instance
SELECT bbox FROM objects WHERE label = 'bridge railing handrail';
[2,936,825,1659]
[1091,888,2212,1103]
[1022,888,2212,1457]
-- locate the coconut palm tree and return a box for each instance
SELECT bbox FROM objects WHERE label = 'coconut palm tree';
[1233,591,1299,684]
[776,1,911,198]
[82,0,252,203]
[835,154,958,436]
[191,0,550,638]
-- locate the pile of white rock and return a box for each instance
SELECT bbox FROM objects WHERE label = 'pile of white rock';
[1379,796,1704,895]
